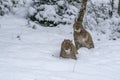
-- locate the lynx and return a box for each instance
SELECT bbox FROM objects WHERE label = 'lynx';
[73,21,94,50]
[60,39,78,60]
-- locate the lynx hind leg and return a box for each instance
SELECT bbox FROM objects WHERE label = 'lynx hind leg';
[90,42,94,48]
[88,39,94,48]
[85,41,94,49]
[89,35,94,48]
[85,44,91,49]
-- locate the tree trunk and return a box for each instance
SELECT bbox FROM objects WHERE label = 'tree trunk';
[77,0,87,23]
[109,0,114,17]
[112,0,114,10]
[118,0,120,16]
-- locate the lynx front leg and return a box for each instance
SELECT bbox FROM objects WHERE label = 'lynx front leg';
[71,54,77,60]
[62,54,77,60]
[75,41,80,50]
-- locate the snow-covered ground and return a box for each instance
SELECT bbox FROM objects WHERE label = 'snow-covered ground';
[0,15,120,80]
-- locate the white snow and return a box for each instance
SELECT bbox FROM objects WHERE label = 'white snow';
[0,14,120,80]
[57,0,65,6]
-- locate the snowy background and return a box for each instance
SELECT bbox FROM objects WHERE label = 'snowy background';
[0,0,120,80]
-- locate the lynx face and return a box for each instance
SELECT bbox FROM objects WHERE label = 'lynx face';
[60,39,77,60]
[63,39,72,51]
[73,22,83,33]
[74,28,82,33]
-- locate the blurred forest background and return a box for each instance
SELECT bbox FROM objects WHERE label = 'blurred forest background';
[0,0,120,39]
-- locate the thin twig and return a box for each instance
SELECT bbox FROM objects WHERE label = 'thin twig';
[72,60,77,72]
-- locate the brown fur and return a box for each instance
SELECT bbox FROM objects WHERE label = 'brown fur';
[73,21,94,50]
[60,39,78,60]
